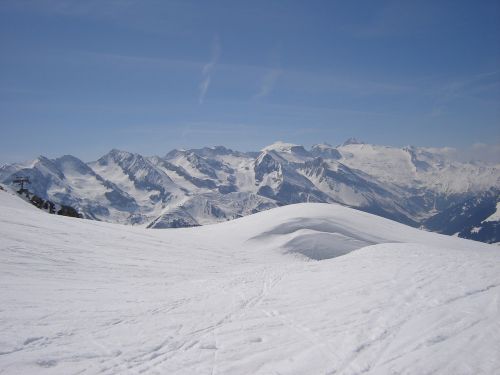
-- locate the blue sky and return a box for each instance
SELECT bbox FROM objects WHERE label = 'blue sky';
[1,0,499,162]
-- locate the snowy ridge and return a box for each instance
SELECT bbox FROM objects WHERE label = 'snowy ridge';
[0,189,499,374]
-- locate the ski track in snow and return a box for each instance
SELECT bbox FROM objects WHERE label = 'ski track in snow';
[0,190,499,374]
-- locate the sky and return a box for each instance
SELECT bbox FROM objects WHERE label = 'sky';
[0,0,499,163]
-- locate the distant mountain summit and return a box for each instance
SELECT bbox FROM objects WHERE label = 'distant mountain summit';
[310,144,342,160]
[1,141,498,243]
[341,137,364,146]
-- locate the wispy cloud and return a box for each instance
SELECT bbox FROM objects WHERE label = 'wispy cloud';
[438,71,500,100]
[429,70,500,116]
[254,69,281,99]
[199,36,221,104]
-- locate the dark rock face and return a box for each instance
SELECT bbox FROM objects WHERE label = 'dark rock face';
[57,205,82,218]
[254,152,282,183]
[459,221,499,244]
[147,208,199,229]
[423,189,499,242]
[19,189,83,218]
[310,144,342,160]
[403,147,431,172]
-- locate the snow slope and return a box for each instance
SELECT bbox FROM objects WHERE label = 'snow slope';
[0,189,499,374]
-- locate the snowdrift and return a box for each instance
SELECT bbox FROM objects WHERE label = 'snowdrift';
[0,189,499,374]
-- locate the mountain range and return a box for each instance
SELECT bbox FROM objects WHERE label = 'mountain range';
[1,139,498,243]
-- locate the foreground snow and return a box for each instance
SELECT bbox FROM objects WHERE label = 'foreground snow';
[0,190,499,374]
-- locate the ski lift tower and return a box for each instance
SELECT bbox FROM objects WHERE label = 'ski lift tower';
[13,176,31,194]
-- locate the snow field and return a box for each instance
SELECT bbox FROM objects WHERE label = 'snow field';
[0,189,499,374]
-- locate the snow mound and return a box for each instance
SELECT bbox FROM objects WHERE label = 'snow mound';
[282,229,375,260]
[249,218,382,260]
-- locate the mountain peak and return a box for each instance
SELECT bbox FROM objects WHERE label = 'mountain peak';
[104,148,133,159]
[35,155,51,163]
[311,143,333,150]
[341,137,364,146]
[164,149,186,159]
[261,141,301,153]
[96,149,136,166]
[310,144,341,160]
[108,148,131,156]
[260,142,311,163]
[56,154,84,163]
[54,155,93,175]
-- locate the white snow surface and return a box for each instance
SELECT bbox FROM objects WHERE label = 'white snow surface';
[1,189,499,375]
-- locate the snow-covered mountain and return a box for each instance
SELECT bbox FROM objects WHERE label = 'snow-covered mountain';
[424,189,499,243]
[1,140,498,242]
[1,187,499,374]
